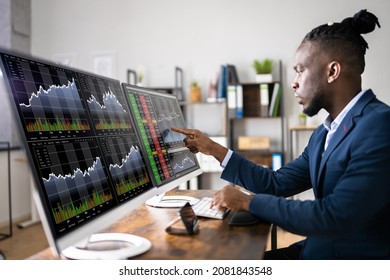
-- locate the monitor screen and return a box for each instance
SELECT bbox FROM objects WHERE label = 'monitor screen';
[122,83,202,190]
[0,48,200,259]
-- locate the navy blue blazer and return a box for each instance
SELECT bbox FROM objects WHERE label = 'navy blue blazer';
[221,90,390,259]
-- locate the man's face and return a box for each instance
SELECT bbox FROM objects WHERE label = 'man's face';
[292,41,330,117]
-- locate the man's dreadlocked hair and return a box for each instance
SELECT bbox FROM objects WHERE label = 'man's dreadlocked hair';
[303,9,381,74]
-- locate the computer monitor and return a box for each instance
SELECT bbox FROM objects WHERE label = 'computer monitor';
[122,83,202,192]
[0,48,201,259]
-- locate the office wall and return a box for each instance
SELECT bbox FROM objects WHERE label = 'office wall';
[31,0,390,127]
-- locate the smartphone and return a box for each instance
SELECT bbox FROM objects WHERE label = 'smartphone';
[165,202,199,235]
[179,202,199,235]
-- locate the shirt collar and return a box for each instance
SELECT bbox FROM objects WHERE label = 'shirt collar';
[323,89,367,132]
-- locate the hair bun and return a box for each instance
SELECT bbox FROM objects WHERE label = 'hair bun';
[341,9,381,34]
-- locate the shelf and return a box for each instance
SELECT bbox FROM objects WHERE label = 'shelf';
[229,60,284,170]
[237,150,283,168]
[289,125,317,131]
[240,82,281,118]
[231,116,283,120]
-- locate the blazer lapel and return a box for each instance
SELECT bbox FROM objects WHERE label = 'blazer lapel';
[317,90,375,187]
[319,116,354,169]
[311,128,327,196]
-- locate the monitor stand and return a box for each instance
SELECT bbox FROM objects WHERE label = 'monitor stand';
[145,192,199,208]
[61,233,152,260]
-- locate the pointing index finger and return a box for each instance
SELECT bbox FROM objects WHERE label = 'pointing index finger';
[171,127,192,135]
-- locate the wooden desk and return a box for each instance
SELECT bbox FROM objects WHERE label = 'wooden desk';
[28,189,270,260]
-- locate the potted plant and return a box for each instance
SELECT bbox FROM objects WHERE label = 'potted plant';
[253,58,273,83]
[189,80,202,103]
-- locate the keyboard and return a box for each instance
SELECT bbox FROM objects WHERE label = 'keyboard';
[192,197,229,220]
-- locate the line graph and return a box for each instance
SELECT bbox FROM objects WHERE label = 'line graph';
[99,135,153,197]
[87,90,132,129]
[152,95,186,146]
[44,157,112,224]
[19,79,90,132]
[2,54,91,136]
[78,73,133,132]
[169,149,197,174]
[33,139,114,226]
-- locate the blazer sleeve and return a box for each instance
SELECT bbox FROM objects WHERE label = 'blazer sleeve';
[221,150,312,197]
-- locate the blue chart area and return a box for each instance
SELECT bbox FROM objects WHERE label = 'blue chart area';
[169,149,197,174]
[152,95,185,146]
[43,156,106,196]
[109,146,146,180]
[33,139,113,226]
[87,89,132,130]
[78,74,133,131]
[3,54,89,133]
[19,79,89,132]
[99,135,152,197]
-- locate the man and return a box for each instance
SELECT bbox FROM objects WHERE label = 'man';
[172,9,390,259]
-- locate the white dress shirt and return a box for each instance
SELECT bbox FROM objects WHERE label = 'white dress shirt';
[323,90,366,151]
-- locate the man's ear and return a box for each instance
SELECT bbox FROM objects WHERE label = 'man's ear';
[327,61,341,83]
